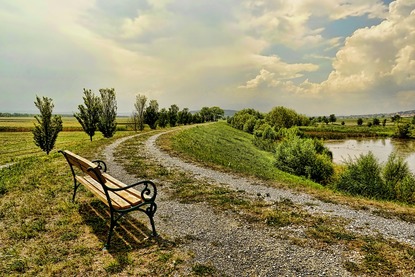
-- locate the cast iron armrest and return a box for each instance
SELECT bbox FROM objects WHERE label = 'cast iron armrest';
[105,180,157,202]
[92,160,107,172]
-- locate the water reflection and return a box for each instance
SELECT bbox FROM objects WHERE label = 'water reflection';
[325,138,415,173]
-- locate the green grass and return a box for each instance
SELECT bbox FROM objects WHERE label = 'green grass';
[117,125,415,276]
[0,116,135,132]
[164,122,322,190]
[0,128,192,276]
[0,131,107,165]
[164,122,415,217]
[2,118,415,276]
[0,116,142,165]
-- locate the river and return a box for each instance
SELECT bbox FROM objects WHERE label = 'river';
[325,138,415,173]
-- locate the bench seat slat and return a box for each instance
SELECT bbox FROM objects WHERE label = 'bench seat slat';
[102,173,144,200]
[76,176,142,210]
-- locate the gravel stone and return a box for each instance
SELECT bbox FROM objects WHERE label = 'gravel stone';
[102,131,415,276]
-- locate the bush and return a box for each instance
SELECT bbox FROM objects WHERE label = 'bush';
[394,123,412,138]
[336,152,415,203]
[252,124,279,152]
[274,135,334,184]
[337,152,385,198]
[383,154,415,202]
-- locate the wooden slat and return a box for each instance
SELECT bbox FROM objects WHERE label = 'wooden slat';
[64,150,104,184]
[102,173,144,200]
[66,150,144,210]
[75,175,110,206]
[77,175,135,209]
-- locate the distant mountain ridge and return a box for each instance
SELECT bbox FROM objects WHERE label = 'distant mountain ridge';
[338,109,415,119]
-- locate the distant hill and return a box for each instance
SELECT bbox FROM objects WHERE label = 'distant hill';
[190,109,238,118]
[338,109,415,119]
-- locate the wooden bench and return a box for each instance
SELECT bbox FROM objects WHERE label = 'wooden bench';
[60,150,157,249]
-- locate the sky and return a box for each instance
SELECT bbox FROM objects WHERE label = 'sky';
[1,0,414,116]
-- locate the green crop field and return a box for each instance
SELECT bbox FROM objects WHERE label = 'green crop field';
[0,116,134,164]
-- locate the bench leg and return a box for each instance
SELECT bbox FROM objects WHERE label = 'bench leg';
[72,182,81,202]
[104,211,118,250]
[145,203,158,237]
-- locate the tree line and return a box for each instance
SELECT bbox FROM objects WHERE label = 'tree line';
[32,89,224,154]
[129,94,224,131]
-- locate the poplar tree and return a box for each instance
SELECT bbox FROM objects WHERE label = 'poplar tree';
[74,89,100,141]
[144,100,159,129]
[32,96,63,155]
[98,88,117,138]
[134,94,147,131]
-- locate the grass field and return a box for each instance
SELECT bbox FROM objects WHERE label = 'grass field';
[0,116,133,132]
[1,118,415,275]
[0,124,195,275]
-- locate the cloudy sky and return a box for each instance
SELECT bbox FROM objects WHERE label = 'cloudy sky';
[1,0,414,116]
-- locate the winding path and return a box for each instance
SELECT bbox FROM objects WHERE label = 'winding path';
[102,130,415,276]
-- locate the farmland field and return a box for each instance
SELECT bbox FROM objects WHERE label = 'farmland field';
[0,116,133,164]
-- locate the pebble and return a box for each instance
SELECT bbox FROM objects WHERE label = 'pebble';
[101,131,415,276]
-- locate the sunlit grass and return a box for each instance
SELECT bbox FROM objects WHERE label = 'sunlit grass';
[2,117,415,276]
[0,128,190,276]
[117,123,415,276]
[162,121,322,190]
[0,116,133,132]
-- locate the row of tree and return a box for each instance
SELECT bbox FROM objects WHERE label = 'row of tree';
[129,94,224,131]
[32,89,225,154]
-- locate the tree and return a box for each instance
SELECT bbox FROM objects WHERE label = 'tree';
[158,108,169,128]
[134,94,147,131]
[98,88,117,138]
[210,106,224,121]
[230,108,263,130]
[329,114,337,124]
[200,107,212,122]
[74,89,100,141]
[178,108,192,125]
[266,106,309,129]
[145,100,159,129]
[391,114,401,123]
[32,96,63,155]
[168,104,179,127]
[357,118,363,126]
[373,118,380,126]
[192,112,203,123]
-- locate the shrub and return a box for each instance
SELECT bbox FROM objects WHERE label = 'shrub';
[336,152,415,203]
[383,154,415,202]
[394,123,412,138]
[336,152,385,198]
[274,135,334,184]
[252,124,278,152]
[243,116,257,134]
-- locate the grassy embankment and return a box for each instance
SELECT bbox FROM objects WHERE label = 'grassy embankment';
[115,121,415,275]
[2,117,415,275]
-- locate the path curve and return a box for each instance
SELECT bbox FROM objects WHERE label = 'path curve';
[145,131,415,247]
[102,130,415,276]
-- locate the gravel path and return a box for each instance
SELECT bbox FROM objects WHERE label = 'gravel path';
[103,131,415,276]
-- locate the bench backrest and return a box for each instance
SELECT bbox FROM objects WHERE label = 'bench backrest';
[61,150,105,185]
